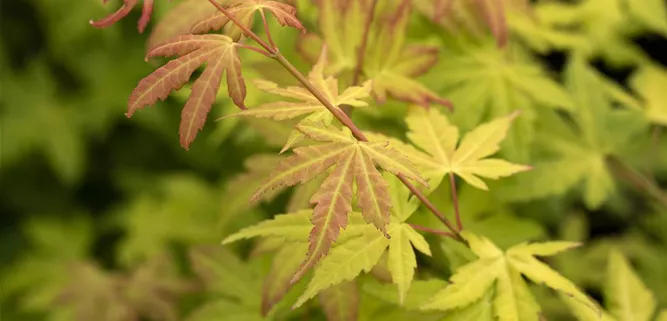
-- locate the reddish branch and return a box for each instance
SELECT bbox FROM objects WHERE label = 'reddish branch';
[449,173,462,230]
[409,223,456,239]
[351,0,379,85]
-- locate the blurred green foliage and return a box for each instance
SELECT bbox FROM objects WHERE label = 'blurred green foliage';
[1,0,667,320]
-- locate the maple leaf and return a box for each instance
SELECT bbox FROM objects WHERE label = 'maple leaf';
[147,0,218,49]
[90,0,155,33]
[364,0,453,109]
[187,246,267,320]
[425,42,574,161]
[0,216,93,314]
[249,124,425,284]
[222,125,426,301]
[491,56,649,209]
[630,63,667,126]
[122,255,194,321]
[221,210,374,313]
[561,249,663,321]
[413,0,532,48]
[127,34,246,150]
[421,231,592,321]
[261,243,309,315]
[190,0,306,40]
[530,0,656,66]
[363,278,449,311]
[224,47,373,152]
[299,0,451,109]
[1,61,86,184]
[116,175,220,265]
[289,174,432,308]
[404,107,530,190]
[319,280,360,321]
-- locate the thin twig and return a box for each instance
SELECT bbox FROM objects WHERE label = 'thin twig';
[341,0,379,115]
[351,0,379,85]
[409,223,456,239]
[606,155,667,208]
[649,126,662,184]
[206,0,464,241]
[398,175,463,242]
[449,173,462,230]
[237,43,273,57]
[259,9,277,50]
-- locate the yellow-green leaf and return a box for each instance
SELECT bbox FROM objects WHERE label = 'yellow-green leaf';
[293,227,390,309]
[262,243,308,315]
[605,249,657,321]
[630,63,667,126]
[406,108,530,191]
[222,210,313,244]
[319,280,360,321]
[387,223,417,304]
[422,232,587,321]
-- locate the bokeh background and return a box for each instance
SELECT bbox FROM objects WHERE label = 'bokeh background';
[1,0,667,320]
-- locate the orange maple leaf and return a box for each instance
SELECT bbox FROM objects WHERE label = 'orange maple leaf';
[127,34,246,150]
[191,0,306,40]
[90,0,155,33]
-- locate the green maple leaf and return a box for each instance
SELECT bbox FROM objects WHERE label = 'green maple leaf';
[319,280,361,321]
[492,56,649,209]
[363,279,448,311]
[630,62,667,127]
[529,0,658,66]
[2,216,189,321]
[261,243,309,315]
[116,175,220,265]
[288,174,432,309]
[1,62,86,184]
[1,216,92,314]
[222,210,370,314]
[421,231,591,321]
[562,249,664,321]
[402,107,531,190]
[426,41,573,161]
[223,173,432,309]
[187,246,266,321]
[225,48,373,152]
[299,0,450,108]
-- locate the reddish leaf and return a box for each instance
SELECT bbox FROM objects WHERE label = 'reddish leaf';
[191,0,306,40]
[354,149,391,237]
[431,0,523,47]
[90,0,155,33]
[147,0,218,49]
[291,148,356,283]
[127,34,246,150]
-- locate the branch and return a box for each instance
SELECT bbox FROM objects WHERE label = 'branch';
[449,173,462,230]
[206,0,464,242]
[351,0,379,85]
[606,156,667,208]
[409,223,456,239]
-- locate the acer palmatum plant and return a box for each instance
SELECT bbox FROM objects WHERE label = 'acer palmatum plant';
[5,0,666,320]
[114,0,597,315]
